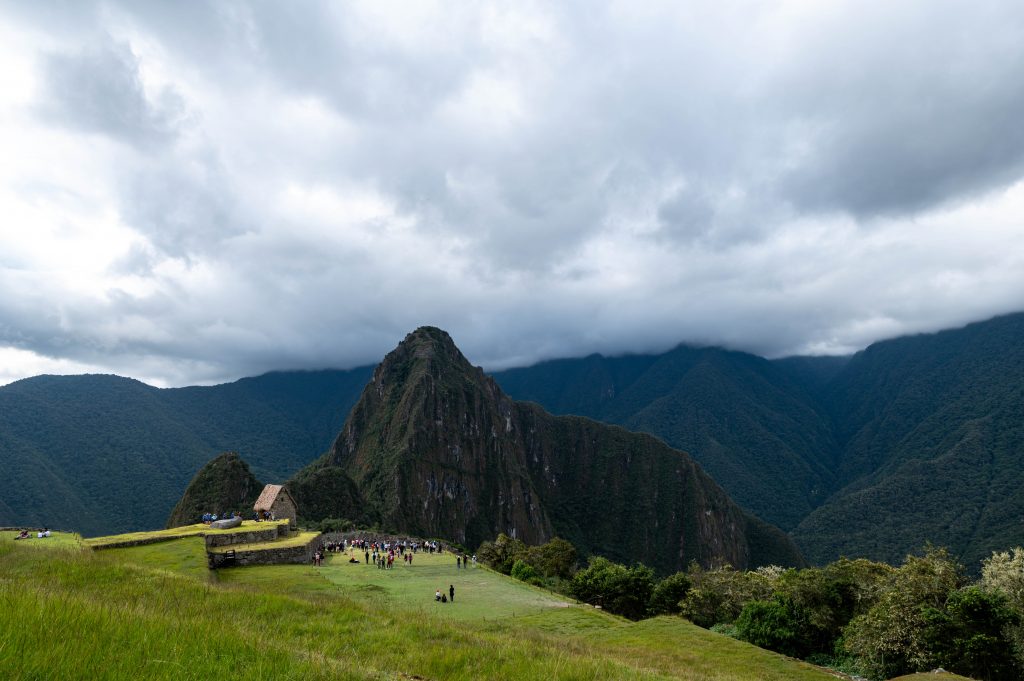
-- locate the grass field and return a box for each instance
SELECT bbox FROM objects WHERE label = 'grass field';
[1,529,81,551]
[301,549,568,620]
[1,535,842,680]
[84,519,289,547]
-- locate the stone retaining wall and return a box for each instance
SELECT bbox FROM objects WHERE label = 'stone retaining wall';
[204,524,288,549]
[208,533,324,569]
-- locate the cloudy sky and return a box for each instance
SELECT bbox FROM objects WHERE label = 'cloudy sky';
[1,1,1023,387]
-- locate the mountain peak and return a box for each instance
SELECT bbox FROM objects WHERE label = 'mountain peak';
[397,326,466,364]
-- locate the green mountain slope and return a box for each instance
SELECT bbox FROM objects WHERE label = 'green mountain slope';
[793,313,1024,566]
[494,346,839,530]
[0,367,372,536]
[496,313,1024,568]
[292,327,804,573]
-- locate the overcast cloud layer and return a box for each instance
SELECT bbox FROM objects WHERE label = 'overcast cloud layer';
[1,0,1023,387]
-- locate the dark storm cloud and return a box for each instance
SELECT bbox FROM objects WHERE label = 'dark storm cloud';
[0,1,1023,386]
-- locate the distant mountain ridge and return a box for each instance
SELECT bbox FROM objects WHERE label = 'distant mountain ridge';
[493,312,1024,567]
[2,312,1022,568]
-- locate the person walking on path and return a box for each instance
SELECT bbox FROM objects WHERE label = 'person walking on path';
[449,584,455,603]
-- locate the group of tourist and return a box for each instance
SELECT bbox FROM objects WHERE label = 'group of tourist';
[200,512,239,524]
[254,510,275,521]
[308,536,474,575]
[12,528,50,539]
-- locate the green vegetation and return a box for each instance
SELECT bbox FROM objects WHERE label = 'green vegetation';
[85,519,289,547]
[0,529,836,681]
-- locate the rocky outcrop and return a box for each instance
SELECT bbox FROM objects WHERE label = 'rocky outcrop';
[293,327,803,573]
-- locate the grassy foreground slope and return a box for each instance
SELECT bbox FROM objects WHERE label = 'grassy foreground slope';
[0,535,834,681]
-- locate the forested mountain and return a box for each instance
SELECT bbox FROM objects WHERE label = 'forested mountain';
[286,327,803,573]
[0,367,371,536]
[3,313,1023,567]
[494,347,839,530]
[494,313,1024,568]
[794,312,1024,567]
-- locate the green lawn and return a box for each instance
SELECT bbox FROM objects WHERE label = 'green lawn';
[310,550,570,620]
[84,519,288,547]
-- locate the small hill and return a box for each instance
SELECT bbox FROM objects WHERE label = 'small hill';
[166,451,264,528]
[291,327,803,573]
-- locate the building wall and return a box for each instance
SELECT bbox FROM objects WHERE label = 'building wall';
[271,495,297,525]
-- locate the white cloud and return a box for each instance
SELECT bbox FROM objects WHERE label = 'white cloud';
[0,0,1022,387]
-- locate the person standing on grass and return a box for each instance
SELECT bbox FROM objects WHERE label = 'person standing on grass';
[449,584,455,603]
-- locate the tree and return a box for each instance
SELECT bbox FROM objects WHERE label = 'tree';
[511,559,541,584]
[921,586,1022,681]
[842,546,964,680]
[981,547,1024,671]
[735,596,805,657]
[477,533,526,574]
[648,572,691,616]
[569,557,655,620]
[525,537,578,580]
[679,565,774,628]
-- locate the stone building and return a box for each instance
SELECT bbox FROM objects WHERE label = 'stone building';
[253,484,297,525]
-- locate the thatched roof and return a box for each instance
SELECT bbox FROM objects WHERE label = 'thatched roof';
[253,484,293,511]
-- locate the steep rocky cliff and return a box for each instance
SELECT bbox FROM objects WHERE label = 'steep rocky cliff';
[296,327,802,573]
